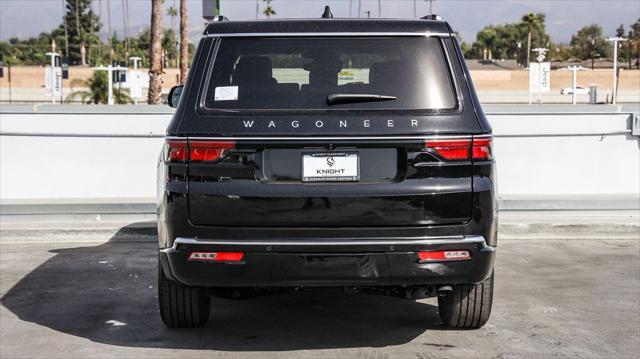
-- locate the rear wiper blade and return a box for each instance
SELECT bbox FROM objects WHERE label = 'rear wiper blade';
[326,93,397,106]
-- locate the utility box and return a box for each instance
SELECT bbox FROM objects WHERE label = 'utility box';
[589,85,598,104]
[632,114,640,137]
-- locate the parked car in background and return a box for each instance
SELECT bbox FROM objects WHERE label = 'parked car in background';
[561,86,590,95]
[157,9,497,330]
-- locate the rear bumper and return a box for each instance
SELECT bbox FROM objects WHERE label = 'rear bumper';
[159,235,495,287]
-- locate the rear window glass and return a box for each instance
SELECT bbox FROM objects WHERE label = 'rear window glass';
[202,37,456,111]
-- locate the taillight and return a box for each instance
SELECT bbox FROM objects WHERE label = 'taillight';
[417,250,471,262]
[472,137,492,160]
[189,141,236,162]
[425,139,471,160]
[166,140,187,162]
[165,140,236,162]
[425,136,492,161]
[188,252,245,262]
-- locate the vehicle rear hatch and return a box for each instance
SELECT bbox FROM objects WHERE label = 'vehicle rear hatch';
[172,35,485,227]
[177,136,481,227]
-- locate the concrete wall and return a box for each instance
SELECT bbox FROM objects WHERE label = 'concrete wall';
[1,105,638,210]
[3,66,638,91]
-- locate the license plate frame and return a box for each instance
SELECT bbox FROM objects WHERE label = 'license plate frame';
[302,152,360,182]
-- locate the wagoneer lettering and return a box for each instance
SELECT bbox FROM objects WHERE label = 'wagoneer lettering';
[158,9,496,330]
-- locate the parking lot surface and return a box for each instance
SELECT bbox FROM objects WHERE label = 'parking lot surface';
[0,228,639,359]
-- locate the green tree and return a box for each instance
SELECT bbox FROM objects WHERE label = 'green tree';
[59,0,101,65]
[471,26,498,59]
[66,71,132,104]
[467,14,548,65]
[0,33,55,65]
[629,18,640,69]
[615,24,631,63]
[162,29,178,68]
[570,24,609,68]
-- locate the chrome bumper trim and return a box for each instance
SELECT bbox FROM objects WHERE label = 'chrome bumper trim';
[161,235,486,252]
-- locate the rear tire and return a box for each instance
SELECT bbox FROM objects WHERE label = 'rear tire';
[158,265,211,328]
[437,272,494,329]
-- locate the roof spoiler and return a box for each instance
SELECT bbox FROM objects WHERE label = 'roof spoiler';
[421,14,442,20]
[321,6,333,18]
[209,15,229,22]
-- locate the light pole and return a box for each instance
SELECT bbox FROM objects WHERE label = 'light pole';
[606,37,627,104]
[565,65,587,105]
[426,0,436,14]
[93,63,127,105]
[129,56,142,104]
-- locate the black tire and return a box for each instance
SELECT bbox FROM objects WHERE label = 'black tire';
[437,272,494,329]
[158,265,211,328]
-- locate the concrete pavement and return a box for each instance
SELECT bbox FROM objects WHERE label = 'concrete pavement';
[0,220,639,358]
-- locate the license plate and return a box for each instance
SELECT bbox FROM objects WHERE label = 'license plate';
[302,153,359,182]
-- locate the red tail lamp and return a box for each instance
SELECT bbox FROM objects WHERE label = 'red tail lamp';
[165,140,236,162]
[425,136,493,161]
[417,250,471,262]
[188,252,245,262]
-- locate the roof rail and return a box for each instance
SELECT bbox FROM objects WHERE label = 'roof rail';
[421,14,442,21]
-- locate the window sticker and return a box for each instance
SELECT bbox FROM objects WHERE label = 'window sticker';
[214,86,239,101]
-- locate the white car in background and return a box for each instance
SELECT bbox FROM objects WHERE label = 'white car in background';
[560,86,590,95]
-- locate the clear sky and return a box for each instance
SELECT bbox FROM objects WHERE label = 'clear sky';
[0,0,639,44]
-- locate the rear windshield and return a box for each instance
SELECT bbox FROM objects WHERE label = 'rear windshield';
[202,37,457,111]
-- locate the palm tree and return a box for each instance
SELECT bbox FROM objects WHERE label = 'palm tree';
[66,71,132,104]
[75,0,85,65]
[522,13,542,68]
[62,0,69,57]
[167,5,178,30]
[148,0,164,104]
[262,0,276,18]
[179,0,188,84]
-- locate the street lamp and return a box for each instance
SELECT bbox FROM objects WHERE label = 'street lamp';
[565,65,587,105]
[606,37,627,105]
[93,63,127,105]
[129,56,142,105]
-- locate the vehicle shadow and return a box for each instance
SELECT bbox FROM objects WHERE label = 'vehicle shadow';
[1,223,447,351]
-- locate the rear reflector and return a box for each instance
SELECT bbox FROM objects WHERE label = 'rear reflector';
[165,140,236,163]
[188,252,245,262]
[425,136,493,161]
[417,250,471,262]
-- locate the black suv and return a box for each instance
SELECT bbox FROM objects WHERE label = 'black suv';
[158,11,496,329]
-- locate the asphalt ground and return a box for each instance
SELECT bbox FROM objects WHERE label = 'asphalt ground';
[0,221,639,359]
